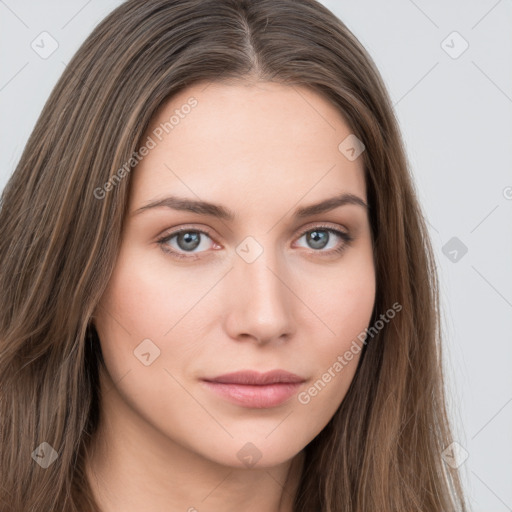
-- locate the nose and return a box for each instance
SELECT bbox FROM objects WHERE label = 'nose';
[223,245,296,345]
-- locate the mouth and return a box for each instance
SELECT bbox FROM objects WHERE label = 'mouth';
[201,370,306,409]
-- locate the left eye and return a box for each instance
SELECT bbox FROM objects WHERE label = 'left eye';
[157,226,352,259]
[295,227,349,251]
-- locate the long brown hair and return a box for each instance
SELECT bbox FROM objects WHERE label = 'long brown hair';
[0,1,468,510]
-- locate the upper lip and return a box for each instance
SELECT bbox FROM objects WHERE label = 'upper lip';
[202,370,306,385]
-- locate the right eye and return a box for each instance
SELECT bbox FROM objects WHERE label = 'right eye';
[157,227,219,260]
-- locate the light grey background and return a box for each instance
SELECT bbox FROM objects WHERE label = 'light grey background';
[1,1,511,510]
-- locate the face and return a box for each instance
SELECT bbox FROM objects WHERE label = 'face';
[93,81,376,469]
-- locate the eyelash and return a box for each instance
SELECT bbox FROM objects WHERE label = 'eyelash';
[156,224,354,261]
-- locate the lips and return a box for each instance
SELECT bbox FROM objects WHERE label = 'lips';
[202,369,306,385]
[201,370,306,409]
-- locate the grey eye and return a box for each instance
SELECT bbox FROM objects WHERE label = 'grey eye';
[305,230,330,250]
[174,231,202,251]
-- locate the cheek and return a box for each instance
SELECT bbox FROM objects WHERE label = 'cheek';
[92,248,167,379]
[95,244,210,340]
[304,242,376,354]
[295,252,376,415]
[325,269,376,346]
[92,243,221,392]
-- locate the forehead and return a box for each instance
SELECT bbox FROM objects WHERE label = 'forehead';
[131,81,366,212]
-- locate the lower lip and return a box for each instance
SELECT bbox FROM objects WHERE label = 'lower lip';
[201,381,303,408]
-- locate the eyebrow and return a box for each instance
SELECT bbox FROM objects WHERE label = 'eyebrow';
[132,192,369,220]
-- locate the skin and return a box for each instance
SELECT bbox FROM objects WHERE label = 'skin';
[86,80,376,512]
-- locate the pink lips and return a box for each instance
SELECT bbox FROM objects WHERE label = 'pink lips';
[201,370,306,409]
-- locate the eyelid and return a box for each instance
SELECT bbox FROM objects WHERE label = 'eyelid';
[295,221,349,237]
[157,223,215,239]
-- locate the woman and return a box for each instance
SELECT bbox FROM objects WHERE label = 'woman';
[0,0,469,510]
